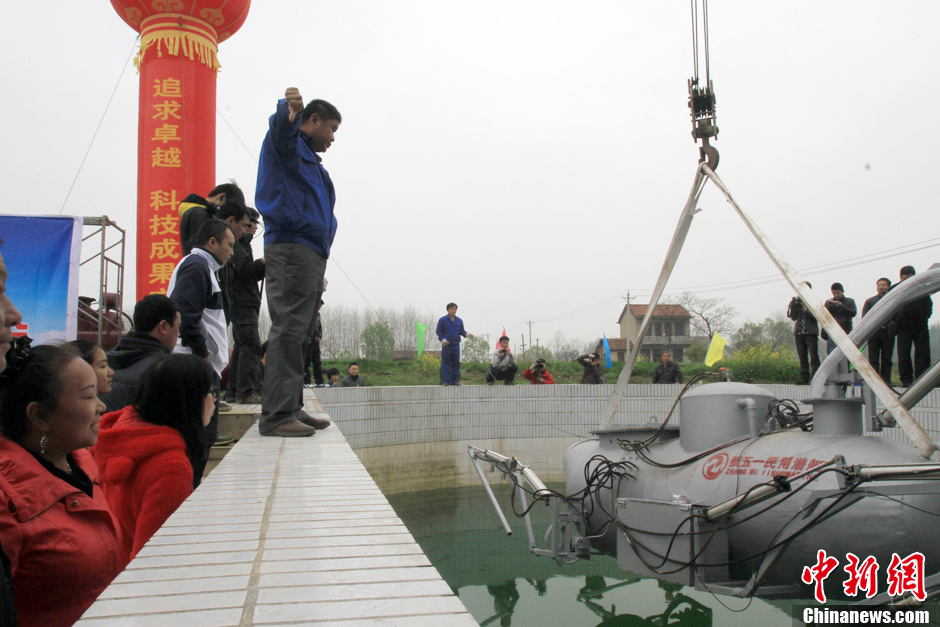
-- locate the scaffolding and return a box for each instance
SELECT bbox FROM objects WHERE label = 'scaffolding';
[78,215,129,349]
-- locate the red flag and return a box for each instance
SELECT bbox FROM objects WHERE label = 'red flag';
[495,328,507,349]
[12,323,28,338]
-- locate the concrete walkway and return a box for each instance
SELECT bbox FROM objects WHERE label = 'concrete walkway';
[79,405,476,626]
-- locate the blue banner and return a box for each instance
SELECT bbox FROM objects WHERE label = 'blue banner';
[0,216,82,344]
[603,333,612,368]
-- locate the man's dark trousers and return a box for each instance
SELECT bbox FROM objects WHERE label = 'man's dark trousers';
[303,338,323,385]
[794,333,820,383]
[441,344,461,384]
[897,328,930,386]
[261,243,326,432]
[486,364,517,384]
[193,371,221,487]
[230,309,262,400]
[867,335,895,383]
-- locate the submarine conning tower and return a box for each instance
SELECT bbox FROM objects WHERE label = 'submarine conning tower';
[679,382,777,451]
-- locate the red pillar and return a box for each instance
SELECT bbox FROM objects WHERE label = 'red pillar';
[110,1,250,299]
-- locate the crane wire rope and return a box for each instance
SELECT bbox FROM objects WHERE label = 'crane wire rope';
[59,35,139,215]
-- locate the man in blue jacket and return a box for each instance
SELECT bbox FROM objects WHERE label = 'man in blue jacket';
[256,87,341,437]
[436,303,474,385]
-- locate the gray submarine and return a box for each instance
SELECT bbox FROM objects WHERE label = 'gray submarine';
[469,4,940,598]
[471,264,940,603]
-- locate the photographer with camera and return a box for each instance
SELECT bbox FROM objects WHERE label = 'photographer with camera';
[576,352,604,384]
[522,358,555,385]
[486,336,518,385]
[787,282,820,384]
[822,282,857,354]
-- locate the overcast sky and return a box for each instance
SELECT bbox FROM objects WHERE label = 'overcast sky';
[2,1,938,349]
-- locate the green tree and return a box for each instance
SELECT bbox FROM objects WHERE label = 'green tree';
[413,352,440,377]
[461,336,489,362]
[360,322,394,360]
[735,314,792,351]
[734,321,767,350]
[518,345,553,365]
[686,341,709,363]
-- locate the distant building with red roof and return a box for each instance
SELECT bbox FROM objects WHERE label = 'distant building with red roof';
[596,303,696,363]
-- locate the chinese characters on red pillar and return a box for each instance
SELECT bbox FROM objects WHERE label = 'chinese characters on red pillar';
[145,77,183,294]
[802,549,926,603]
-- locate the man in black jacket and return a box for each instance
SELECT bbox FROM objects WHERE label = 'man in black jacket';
[224,210,266,403]
[653,351,683,384]
[101,295,180,412]
[339,362,366,387]
[895,265,933,386]
[862,277,894,382]
[823,282,857,354]
[178,182,245,255]
[788,283,820,384]
[576,353,604,384]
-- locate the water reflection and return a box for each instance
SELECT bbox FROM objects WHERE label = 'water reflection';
[386,485,783,626]
[579,577,712,626]
[481,580,519,626]
[475,576,712,626]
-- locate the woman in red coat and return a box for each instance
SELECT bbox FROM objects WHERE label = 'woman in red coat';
[0,343,123,626]
[92,353,214,563]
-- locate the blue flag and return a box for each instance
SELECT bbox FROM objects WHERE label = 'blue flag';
[603,334,612,368]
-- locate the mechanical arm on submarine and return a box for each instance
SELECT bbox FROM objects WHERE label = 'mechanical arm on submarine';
[469,0,940,604]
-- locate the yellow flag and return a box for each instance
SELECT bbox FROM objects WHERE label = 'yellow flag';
[704,332,727,366]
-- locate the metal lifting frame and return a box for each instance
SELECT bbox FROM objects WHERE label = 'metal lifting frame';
[467,446,590,564]
[599,162,937,460]
[79,216,126,347]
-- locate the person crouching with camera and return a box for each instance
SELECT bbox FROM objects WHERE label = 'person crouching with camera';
[522,358,555,385]
[486,336,518,385]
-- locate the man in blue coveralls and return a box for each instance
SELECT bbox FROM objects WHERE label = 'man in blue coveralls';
[436,302,474,385]
[256,86,341,437]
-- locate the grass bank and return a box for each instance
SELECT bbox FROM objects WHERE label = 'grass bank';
[320,349,805,387]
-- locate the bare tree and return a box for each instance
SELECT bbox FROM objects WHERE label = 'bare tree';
[551,331,585,361]
[318,304,438,358]
[678,291,736,340]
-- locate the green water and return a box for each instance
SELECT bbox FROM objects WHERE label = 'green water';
[387,485,799,626]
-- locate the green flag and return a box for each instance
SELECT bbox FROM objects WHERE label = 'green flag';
[416,321,428,357]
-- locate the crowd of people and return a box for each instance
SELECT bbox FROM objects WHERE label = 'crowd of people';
[787,267,933,385]
[0,83,935,625]
[439,303,691,386]
[0,86,344,625]
[0,250,222,624]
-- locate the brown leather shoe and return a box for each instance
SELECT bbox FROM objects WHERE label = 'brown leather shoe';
[262,419,317,437]
[295,410,331,430]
